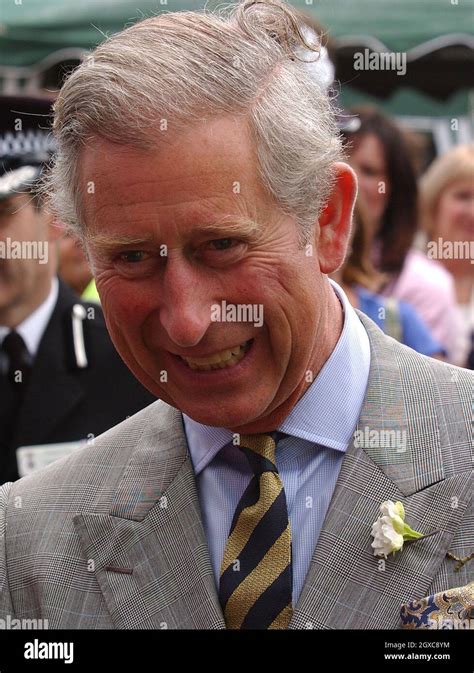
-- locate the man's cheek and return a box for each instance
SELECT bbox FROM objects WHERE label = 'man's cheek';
[99,281,136,317]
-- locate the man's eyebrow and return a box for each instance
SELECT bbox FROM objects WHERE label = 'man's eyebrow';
[197,217,260,238]
[87,217,261,250]
[86,233,157,251]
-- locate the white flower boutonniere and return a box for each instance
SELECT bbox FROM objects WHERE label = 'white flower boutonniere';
[371,500,435,558]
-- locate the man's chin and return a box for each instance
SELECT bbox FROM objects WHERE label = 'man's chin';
[176,401,268,431]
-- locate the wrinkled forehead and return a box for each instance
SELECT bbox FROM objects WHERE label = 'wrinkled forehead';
[77,116,274,238]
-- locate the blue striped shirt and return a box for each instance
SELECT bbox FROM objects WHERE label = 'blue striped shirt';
[183,281,371,603]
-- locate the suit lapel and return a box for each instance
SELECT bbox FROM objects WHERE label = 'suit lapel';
[289,314,472,629]
[289,440,470,629]
[74,403,225,629]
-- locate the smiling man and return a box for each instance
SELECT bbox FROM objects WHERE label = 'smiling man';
[0,0,472,631]
[83,117,350,433]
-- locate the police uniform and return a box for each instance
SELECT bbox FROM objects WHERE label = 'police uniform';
[0,279,156,483]
[0,96,156,483]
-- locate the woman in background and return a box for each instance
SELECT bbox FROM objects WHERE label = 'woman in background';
[332,199,444,358]
[419,144,474,368]
[344,107,462,363]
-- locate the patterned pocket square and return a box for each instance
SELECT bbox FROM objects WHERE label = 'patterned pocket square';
[400,582,474,629]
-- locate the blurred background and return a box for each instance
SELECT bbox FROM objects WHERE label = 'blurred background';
[1,0,473,157]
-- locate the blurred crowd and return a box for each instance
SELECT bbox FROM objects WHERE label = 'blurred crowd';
[0,10,472,485]
[336,107,473,368]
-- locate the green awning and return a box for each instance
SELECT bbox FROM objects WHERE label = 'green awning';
[291,0,474,53]
[1,0,472,67]
[0,0,472,117]
[340,86,471,117]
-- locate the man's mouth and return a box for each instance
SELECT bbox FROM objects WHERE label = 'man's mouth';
[179,339,253,371]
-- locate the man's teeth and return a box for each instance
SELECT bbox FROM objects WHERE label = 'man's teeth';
[181,340,251,371]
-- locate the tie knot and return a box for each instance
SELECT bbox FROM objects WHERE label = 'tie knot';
[238,433,278,475]
[2,330,27,359]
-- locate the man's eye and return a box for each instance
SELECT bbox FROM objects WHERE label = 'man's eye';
[118,251,148,263]
[207,238,238,251]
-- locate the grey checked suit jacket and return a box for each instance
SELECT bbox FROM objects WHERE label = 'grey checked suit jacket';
[0,313,472,629]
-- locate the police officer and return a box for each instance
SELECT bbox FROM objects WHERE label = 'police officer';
[0,95,156,483]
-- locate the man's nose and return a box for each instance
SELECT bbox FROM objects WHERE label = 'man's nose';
[159,258,213,348]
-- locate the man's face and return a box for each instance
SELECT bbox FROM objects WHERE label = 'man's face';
[0,193,51,321]
[82,116,343,432]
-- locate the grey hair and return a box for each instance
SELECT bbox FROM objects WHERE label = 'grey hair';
[45,0,343,244]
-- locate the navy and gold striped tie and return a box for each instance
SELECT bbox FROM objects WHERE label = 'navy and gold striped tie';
[219,433,293,629]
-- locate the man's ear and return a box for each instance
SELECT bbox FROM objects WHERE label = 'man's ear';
[316,162,358,274]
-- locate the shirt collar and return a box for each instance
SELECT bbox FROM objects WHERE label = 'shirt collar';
[0,277,58,357]
[183,279,371,475]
